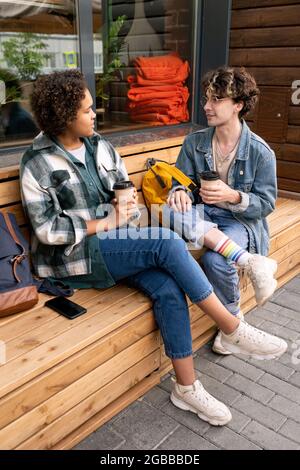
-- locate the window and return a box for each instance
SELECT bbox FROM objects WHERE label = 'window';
[0,0,202,151]
[93,0,195,132]
[0,0,78,149]
[44,52,57,70]
[63,51,78,68]
[94,52,103,73]
[0,1,233,154]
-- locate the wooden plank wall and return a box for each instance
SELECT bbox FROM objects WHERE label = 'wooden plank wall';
[229,0,300,194]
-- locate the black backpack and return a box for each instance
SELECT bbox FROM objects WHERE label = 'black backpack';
[0,211,38,317]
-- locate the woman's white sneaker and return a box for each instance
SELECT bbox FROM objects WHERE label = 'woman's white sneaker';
[244,254,278,305]
[212,330,233,355]
[212,312,244,355]
[220,320,288,360]
[170,378,232,426]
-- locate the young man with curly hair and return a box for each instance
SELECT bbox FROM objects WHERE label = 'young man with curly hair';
[164,66,278,355]
[20,70,286,428]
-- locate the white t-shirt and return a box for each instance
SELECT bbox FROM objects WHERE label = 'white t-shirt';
[68,142,86,164]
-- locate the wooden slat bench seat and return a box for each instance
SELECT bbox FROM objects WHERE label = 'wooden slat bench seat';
[0,136,300,449]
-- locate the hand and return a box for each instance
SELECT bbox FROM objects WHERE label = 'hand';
[200,180,241,205]
[107,198,138,228]
[117,187,138,206]
[132,186,138,203]
[168,189,192,213]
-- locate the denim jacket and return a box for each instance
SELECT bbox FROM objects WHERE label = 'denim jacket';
[172,120,277,255]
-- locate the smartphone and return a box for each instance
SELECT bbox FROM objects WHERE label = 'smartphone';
[45,296,87,319]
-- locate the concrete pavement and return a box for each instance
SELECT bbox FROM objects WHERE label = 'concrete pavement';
[75,276,300,450]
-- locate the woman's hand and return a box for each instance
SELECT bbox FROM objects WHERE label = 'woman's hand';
[108,197,138,228]
[168,190,192,212]
[86,188,139,234]
[200,180,241,205]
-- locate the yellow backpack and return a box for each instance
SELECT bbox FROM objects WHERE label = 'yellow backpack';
[142,158,198,210]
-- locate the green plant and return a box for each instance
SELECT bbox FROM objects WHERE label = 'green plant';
[96,15,127,102]
[0,69,22,104]
[2,32,50,81]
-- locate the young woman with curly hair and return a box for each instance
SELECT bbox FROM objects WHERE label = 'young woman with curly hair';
[164,66,279,355]
[20,70,287,427]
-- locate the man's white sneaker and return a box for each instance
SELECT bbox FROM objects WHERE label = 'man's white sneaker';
[244,254,278,305]
[212,312,244,356]
[220,320,288,360]
[170,378,232,426]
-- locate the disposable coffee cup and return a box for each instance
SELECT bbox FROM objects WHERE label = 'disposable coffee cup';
[113,180,141,220]
[199,171,220,190]
[113,180,135,201]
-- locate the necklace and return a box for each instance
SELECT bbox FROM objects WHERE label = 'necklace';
[214,130,241,169]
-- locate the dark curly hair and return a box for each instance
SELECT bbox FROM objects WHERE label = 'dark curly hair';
[30,70,87,136]
[202,66,259,118]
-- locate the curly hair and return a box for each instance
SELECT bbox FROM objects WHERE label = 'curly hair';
[30,70,87,136]
[201,66,259,118]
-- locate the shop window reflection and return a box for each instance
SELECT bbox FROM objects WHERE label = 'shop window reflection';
[0,0,78,149]
[93,0,194,133]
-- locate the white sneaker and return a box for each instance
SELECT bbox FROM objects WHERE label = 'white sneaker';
[244,254,278,305]
[212,312,244,356]
[220,320,288,360]
[170,378,232,426]
[212,331,234,356]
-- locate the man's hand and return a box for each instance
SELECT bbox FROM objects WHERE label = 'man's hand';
[200,180,241,205]
[168,189,192,212]
[132,186,138,203]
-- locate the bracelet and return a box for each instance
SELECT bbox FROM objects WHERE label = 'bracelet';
[236,190,242,204]
[174,187,187,192]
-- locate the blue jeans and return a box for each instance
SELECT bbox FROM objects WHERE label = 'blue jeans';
[163,204,249,316]
[99,227,213,359]
[202,205,249,315]
[161,203,216,249]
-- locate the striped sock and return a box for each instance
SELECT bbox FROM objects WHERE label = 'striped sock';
[214,237,251,266]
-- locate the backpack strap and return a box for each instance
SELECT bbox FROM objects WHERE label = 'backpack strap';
[35,278,74,297]
[146,159,167,189]
[2,212,26,283]
[165,165,198,191]
[146,158,198,192]
[2,212,24,249]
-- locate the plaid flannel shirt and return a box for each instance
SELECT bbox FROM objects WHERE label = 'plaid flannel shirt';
[20,132,128,278]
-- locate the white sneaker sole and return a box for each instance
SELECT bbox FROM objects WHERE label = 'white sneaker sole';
[212,342,232,356]
[220,338,288,361]
[257,278,278,306]
[170,393,232,426]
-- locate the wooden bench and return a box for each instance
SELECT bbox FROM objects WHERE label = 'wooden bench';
[0,136,300,450]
